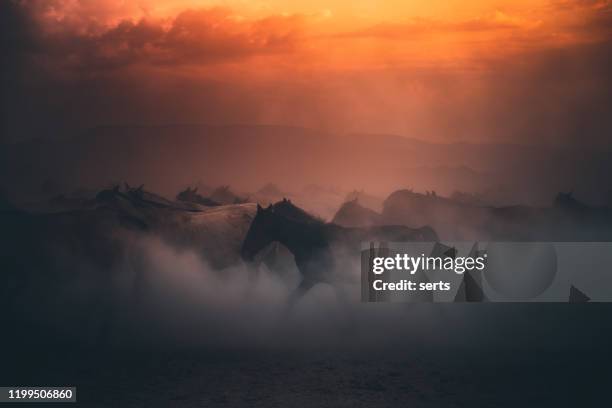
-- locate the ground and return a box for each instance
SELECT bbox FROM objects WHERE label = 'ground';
[3,346,608,407]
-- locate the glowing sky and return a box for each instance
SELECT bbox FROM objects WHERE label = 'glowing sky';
[2,0,612,145]
[34,0,610,65]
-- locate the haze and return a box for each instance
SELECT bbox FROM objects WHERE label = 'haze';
[2,0,611,147]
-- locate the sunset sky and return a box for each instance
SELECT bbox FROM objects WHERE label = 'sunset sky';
[2,0,612,146]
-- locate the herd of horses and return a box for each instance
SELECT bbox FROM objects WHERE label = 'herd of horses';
[2,183,610,345]
[2,184,611,308]
[0,185,436,307]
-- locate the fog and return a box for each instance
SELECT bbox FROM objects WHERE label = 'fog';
[4,225,611,353]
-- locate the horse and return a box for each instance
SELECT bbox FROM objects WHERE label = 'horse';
[176,186,220,207]
[241,199,437,300]
[332,198,382,227]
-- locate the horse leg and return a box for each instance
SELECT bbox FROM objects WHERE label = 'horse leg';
[287,277,317,308]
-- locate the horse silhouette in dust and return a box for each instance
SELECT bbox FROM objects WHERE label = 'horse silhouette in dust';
[241,199,437,300]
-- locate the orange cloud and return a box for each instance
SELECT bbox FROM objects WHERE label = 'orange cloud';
[12,0,611,73]
[33,8,305,72]
[2,0,612,147]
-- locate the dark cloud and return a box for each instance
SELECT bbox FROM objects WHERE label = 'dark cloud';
[0,2,304,142]
[0,0,39,57]
[0,0,43,142]
[30,8,303,73]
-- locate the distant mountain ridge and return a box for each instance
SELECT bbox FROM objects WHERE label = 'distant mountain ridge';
[2,124,611,206]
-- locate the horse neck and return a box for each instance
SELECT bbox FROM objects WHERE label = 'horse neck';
[276,204,314,223]
[272,217,327,262]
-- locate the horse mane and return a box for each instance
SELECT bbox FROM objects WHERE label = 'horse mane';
[270,198,323,224]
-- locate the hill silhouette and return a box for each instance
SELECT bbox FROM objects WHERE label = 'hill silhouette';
[2,124,611,207]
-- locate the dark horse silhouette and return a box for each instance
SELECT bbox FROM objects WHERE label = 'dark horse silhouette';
[241,199,437,299]
[176,186,220,207]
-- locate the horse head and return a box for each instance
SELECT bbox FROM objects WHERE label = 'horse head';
[241,200,321,262]
[241,203,278,262]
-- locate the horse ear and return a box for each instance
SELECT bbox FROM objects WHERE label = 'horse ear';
[257,203,263,212]
[283,197,287,202]
[267,204,273,210]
